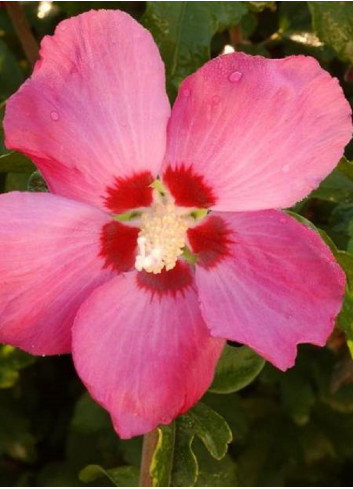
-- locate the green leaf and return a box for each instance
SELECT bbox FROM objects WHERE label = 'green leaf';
[151,403,232,486]
[309,158,353,204]
[150,424,175,487]
[185,402,233,460]
[0,151,35,173]
[286,210,319,232]
[143,1,248,95]
[79,464,139,487]
[309,2,353,64]
[171,419,199,487]
[27,170,48,192]
[194,440,238,487]
[0,345,35,389]
[279,2,312,39]
[151,421,198,487]
[210,345,265,394]
[5,172,31,192]
[336,251,353,287]
[338,287,353,343]
[310,170,353,204]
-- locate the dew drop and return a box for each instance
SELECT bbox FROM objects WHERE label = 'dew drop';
[282,164,290,173]
[50,110,59,121]
[59,23,67,31]
[279,216,286,224]
[228,71,243,83]
[182,87,191,97]
[212,94,220,104]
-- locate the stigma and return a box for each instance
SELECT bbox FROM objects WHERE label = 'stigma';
[135,195,188,274]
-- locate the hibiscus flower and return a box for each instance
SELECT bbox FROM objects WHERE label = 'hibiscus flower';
[0,9,351,438]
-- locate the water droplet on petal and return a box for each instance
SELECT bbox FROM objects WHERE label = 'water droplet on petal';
[182,88,191,97]
[50,111,59,121]
[282,164,290,173]
[228,71,243,83]
[279,216,286,224]
[59,23,67,31]
[212,94,220,104]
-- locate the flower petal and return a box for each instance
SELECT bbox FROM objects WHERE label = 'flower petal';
[192,211,345,370]
[0,192,116,354]
[4,10,170,211]
[72,264,224,438]
[163,53,352,211]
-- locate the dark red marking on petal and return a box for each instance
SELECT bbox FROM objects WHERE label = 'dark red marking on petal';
[163,165,217,208]
[100,221,139,273]
[188,215,234,269]
[137,261,194,298]
[104,171,154,213]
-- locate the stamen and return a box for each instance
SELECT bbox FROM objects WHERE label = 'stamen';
[135,199,188,274]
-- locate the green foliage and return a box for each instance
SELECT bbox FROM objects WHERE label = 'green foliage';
[0,345,35,388]
[79,464,139,486]
[210,345,265,394]
[0,152,35,173]
[151,403,232,486]
[142,2,248,96]
[1,1,353,487]
[309,2,353,64]
[310,158,353,205]
[27,170,48,192]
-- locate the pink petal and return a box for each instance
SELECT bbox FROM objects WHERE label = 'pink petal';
[163,53,352,211]
[0,192,116,354]
[4,10,170,211]
[192,211,345,370]
[72,264,224,438]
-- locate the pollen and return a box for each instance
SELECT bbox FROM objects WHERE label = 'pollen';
[135,198,188,274]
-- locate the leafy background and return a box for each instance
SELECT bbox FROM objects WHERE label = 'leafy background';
[1,1,353,486]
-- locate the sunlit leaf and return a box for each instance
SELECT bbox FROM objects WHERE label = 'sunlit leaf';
[0,345,34,389]
[309,2,353,64]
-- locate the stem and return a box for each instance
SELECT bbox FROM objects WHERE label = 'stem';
[5,1,39,66]
[139,429,159,487]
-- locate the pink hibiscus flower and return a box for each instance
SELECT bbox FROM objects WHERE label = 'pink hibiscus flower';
[0,9,352,438]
